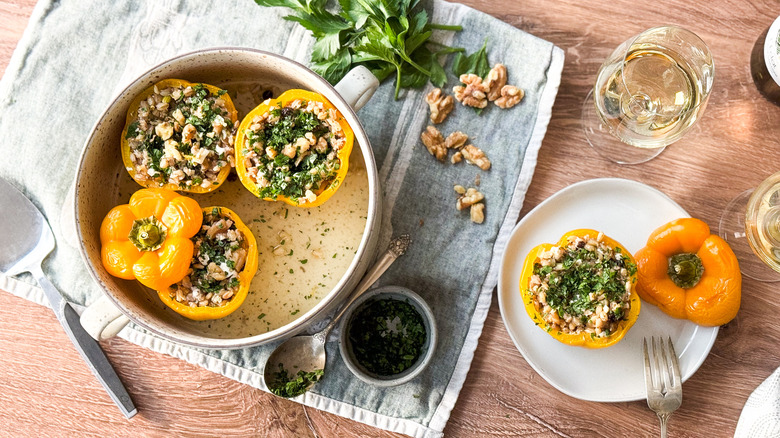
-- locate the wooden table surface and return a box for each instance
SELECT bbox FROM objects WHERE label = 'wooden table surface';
[2,0,779,436]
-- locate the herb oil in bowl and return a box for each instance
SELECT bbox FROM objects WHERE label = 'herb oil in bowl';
[339,286,437,387]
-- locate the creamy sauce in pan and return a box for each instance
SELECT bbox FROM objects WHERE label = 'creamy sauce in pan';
[116,81,370,338]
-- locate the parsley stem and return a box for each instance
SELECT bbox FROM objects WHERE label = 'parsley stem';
[394,66,402,100]
[429,23,463,31]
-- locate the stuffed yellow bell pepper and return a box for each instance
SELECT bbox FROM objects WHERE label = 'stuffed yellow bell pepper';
[158,207,258,320]
[121,79,238,193]
[519,229,640,348]
[100,188,202,291]
[235,89,354,208]
[634,218,741,326]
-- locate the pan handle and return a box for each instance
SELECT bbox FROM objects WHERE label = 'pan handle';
[80,294,130,340]
[334,66,380,112]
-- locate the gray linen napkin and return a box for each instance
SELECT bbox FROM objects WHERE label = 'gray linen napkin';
[0,1,563,436]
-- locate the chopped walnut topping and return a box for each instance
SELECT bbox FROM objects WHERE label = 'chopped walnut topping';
[461,144,491,170]
[453,74,488,108]
[420,126,447,161]
[456,187,484,210]
[470,203,485,224]
[451,151,463,164]
[483,64,507,101]
[495,85,524,109]
[445,131,468,150]
[454,184,466,194]
[425,88,454,124]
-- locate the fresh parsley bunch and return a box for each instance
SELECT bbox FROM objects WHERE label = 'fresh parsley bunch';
[255,0,476,99]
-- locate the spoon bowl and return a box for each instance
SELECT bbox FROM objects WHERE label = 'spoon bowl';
[263,333,327,395]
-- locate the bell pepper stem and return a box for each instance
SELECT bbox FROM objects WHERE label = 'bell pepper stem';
[667,253,704,289]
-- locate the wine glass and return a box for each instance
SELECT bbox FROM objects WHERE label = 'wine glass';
[582,25,715,164]
[720,172,780,282]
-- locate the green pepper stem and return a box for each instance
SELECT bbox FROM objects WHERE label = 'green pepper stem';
[129,216,167,251]
[667,253,704,289]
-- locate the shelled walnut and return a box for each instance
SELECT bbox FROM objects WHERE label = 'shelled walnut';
[445,131,468,149]
[495,85,524,109]
[453,64,524,110]
[454,185,486,224]
[420,126,447,161]
[425,88,454,124]
[461,145,491,170]
[483,64,507,101]
[453,74,488,108]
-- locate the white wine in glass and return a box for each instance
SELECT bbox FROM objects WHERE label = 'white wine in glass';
[582,26,714,164]
[720,172,780,282]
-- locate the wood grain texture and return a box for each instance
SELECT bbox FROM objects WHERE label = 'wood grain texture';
[2,0,779,437]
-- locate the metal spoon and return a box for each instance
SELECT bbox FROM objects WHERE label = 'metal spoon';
[263,234,411,397]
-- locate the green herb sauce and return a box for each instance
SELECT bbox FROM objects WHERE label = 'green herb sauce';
[348,298,427,376]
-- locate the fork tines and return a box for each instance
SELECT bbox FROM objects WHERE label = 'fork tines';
[643,336,683,401]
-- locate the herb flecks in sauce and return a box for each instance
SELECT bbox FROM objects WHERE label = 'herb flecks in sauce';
[268,364,323,398]
[348,298,427,376]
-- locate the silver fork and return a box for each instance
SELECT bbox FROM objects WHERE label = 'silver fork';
[643,336,683,438]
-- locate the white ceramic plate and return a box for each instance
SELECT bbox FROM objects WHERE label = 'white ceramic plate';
[498,178,718,402]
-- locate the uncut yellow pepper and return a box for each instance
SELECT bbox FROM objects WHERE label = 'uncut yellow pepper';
[634,218,741,326]
[235,89,354,208]
[519,229,641,348]
[121,79,238,194]
[157,207,258,321]
[100,188,202,291]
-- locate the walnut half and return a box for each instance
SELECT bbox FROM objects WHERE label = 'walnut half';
[495,85,524,109]
[444,131,468,150]
[453,74,488,108]
[483,64,507,101]
[420,126,447,161]
[425,88,454,124]
[461,144,491,170]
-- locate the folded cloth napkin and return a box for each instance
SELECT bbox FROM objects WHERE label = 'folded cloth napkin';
[0,0,562,436]
[735,367,780,438]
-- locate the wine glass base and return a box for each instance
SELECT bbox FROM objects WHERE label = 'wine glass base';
[581,90,666,165]
[719,189,780,282]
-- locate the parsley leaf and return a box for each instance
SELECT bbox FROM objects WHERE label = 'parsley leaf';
[452,39,490,78]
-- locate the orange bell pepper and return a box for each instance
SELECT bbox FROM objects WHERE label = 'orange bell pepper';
[158,207,258,320]
[234,89,354,208]
[634,218,741,326]
[121,79,238,194]
[519,229,641,348]
[100,188,202,291]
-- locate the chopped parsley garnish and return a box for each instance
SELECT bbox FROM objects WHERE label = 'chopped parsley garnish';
[185,211,244,298]
[348,298,427,376]
[126,83,233,189]
[268,364,323,398]
[244,103,340,201]
[532,243,636,322]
